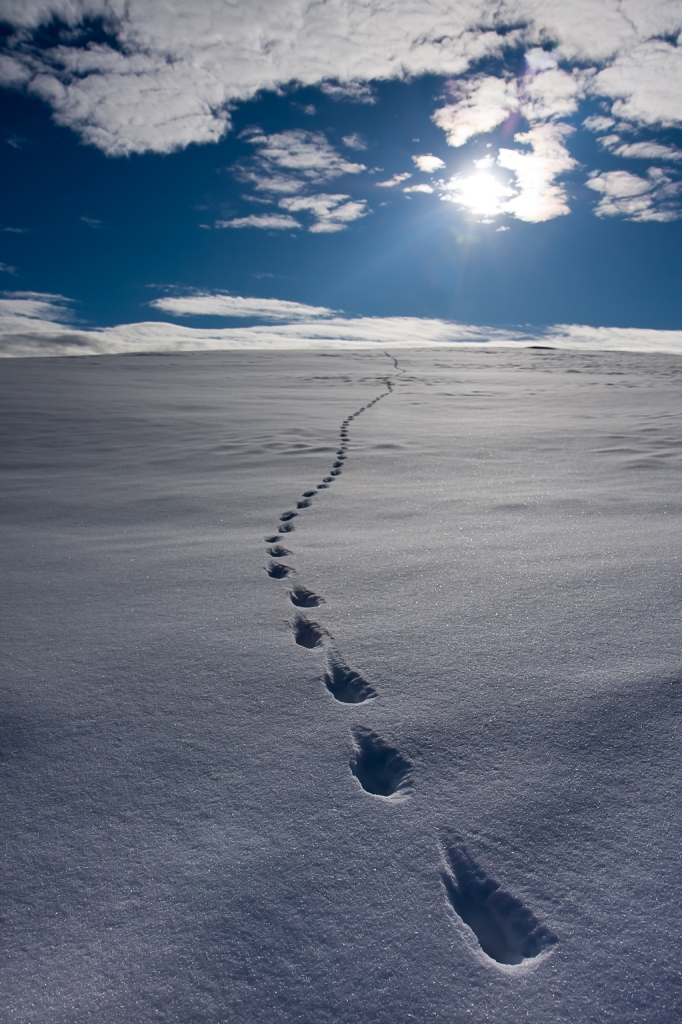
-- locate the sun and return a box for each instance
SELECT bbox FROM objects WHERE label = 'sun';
[442,170,515,218]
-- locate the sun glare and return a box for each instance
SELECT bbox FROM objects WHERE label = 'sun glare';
[443,172,514,218]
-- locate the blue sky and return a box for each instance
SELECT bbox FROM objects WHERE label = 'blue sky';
[1,1,682,354]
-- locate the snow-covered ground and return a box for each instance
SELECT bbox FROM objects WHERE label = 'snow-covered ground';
[1,347,680,1023]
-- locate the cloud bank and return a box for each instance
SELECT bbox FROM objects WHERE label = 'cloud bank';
[1,2,681,158]
[2,291,681,358]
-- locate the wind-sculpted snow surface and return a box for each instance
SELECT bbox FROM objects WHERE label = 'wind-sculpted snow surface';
[2,348,681,1024]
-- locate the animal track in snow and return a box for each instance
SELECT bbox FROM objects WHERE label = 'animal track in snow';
[280,511,298,522]
[278,521,295,533]
[267,544,291,558]
[440,840,558,966]
[325,652,376,704]
[350,727,412,797]
[302,490,316,497]
[265,534,281,543]
[290,585,324,608]
[296,498,312,508]
[292,613,327,648]
[266,561,294,579]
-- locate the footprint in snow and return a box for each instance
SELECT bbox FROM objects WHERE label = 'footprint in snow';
[292,613,327,649]
[350,726,411,798]
[325,652,376,704]
[290,585,324,608]
[266,562,294,579]
[440,839,558,966]
[266,544,291,558]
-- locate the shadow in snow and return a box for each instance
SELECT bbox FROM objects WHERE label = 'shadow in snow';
[350,727,411,797]
[440,839,558,966]
[293,613,326,649]
[290,585,324,608]
[325,653,376,704]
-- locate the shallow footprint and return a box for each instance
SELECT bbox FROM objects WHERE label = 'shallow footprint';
[302,490,316,497]
[278,522,295,534]
[292,613,326,648]
[440,839,558,966]
[350,727,411,798]
[280,511,298,522]
[325,653,376,704]
[290,585,324,608]
[266,561,294,579]
[296,498,312,509]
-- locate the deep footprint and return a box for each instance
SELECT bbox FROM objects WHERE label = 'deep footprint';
[325,653,376,704]
[280,511,298,522]
[350,727,411,797]
[440,840,558,966]
[296,498,312,508]
[278,522,295,534]
[267,544,291,557]
[290,585,324,608]
[266,561,294,579]
[293,613,326,648]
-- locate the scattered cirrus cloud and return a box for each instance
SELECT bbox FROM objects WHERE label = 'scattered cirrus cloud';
[216,213,301,231]
[279,194,369,233]
[0,263,17,275]
[586,168,682,222]
[229,129,368,232]
[150,293,338,321]
[376,173,412,188]
[319,80,375,104]
[342,133,367,151]
[239,128,366,190]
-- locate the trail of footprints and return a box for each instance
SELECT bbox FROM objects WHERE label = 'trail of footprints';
[263,353,557,969]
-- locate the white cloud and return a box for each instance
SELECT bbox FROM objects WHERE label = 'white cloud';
[243,129,366,181]
[0,54,31,87]
[413,154,445,173]
[498,123,576,222]
[319,80,376,104]
[0,2,679,158]
[376,172,412,188]
[403,184,434,194]
[590,40,682,129]
[279,193,368,232]
[432,76,518,148]
[586,167,682,221]
[3,291,682,358]
[583,115,616,133]
[598,138,682,163]
[150,293,337,320]
[342,133,367,150]
[0,262,17,275]
[519,49,584,122]
[215,213,301,230]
